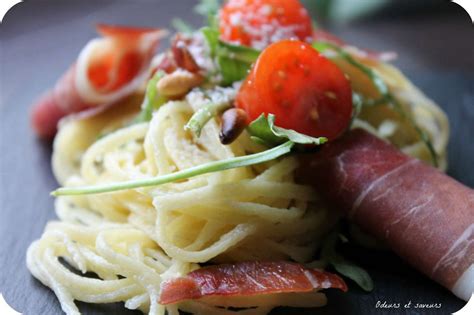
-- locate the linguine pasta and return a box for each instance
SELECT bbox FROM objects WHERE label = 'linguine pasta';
[28,97,335,315]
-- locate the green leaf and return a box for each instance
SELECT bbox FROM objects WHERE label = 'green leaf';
[201,26,219,57]
[216,42,260,85]
[217,56,249,85]
[201,26,260,85]
[313,41,438,167]
[133,71,167,123]
[51,141,294,196]
[321,229,374,292]
[248,115,283,146]
[331,259,374,292]
[248,114,328,147]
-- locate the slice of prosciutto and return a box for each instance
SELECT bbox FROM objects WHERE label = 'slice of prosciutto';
[299,129,474,301]
[31,24,167,138]
[159,261,347,305]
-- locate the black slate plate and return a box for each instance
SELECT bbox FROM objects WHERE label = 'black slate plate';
[1,1,472,314]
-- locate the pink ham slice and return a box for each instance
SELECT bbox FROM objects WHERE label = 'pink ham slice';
[299,129,474,301]
[159,261,347,305]
[31,24,167,138]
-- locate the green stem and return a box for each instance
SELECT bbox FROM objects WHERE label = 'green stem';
[184,100,232,137]
[313,41,438,167]
[134,71,166,123]
[52,141,295,196]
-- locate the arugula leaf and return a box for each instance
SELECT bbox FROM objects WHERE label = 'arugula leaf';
[321,229,374,292]
[217,41,260,85]
[247,114,283,146]
[248,114,328,147]
[201,26,219,57]
[201,26,260,85]
[313,41,438,167]
[331,259,375,292]
[51,141,294,196]
[134,71,167,123]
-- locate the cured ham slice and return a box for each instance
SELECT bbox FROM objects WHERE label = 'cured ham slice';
[159,261,347,305]
[300,129,474,301]
[31,24,167,138]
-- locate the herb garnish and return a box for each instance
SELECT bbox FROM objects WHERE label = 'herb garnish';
[133,71,167,123]
[321,228,374,292]
[248,114,328,147]
[202,26,260,85]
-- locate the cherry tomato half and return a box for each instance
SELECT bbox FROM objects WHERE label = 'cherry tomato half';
[236,40,353,140]
[219,0,312,49]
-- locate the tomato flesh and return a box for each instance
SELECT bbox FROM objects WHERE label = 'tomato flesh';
[219,0,312,49]
[236,40,353,140]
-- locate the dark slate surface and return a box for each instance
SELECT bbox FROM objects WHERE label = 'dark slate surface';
[0,1,472,314]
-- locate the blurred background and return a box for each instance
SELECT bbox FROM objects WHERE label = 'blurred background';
[304,0,458,24]
[4,0,471,71]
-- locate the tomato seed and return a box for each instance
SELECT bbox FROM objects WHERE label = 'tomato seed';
[310,108,319,121]
[325,91,337,100]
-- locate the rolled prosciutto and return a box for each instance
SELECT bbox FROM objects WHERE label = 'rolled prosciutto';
[159,261,347,305]
[31,24,167,138]
[301,129,474,301]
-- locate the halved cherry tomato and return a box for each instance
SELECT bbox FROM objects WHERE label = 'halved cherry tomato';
[236,40,353,140]
[219,0,312,49]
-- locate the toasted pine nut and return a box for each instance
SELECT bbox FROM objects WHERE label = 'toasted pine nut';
[219,108,248,145]
[156,69,204,98]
